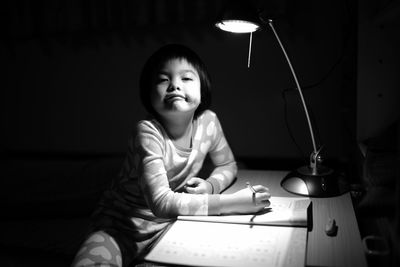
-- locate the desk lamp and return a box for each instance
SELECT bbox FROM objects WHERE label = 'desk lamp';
[215,2,348,197]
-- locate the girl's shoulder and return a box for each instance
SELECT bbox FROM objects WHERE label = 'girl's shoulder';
[136,119,155,131]
[196,109,218,124]
[194,110,222,138]
[135,119,165,138]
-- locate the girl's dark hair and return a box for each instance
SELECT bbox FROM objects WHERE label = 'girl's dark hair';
[139,44,212,118]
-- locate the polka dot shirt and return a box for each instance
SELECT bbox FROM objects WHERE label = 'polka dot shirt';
[93,110,237,260]
[124,109,237,216]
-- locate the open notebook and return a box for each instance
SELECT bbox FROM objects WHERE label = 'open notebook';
[145,197,311,267]
[179,196,311,227]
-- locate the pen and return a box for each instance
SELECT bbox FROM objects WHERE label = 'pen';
[246,181,257,205]
[246,181,256,194]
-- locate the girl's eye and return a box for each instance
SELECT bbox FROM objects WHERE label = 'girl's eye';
[182,77,193,81]
[156,77,169,83]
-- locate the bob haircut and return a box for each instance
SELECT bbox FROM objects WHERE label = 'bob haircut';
[139,44,212,119]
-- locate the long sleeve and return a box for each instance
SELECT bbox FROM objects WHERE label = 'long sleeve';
[135,119,221,218]
[91,111,238,263]
[204,113,237,193]
[116,110,236,219]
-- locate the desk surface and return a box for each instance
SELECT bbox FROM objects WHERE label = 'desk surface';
[227,169,367,267]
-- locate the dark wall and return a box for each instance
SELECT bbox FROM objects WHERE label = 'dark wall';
[1,0,357,162]
[357,0,400,142]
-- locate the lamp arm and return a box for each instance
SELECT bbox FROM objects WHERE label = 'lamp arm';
[267,19,318,155]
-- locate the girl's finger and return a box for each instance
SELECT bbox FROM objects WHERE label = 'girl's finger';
[185,186,197,194]
[257,192,271,200]
[254,192,271,206]
[186,177,201,186]
[252,185,269,193]
[260,199,271,207]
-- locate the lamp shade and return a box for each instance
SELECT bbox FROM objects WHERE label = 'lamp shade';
[215,1,261,33]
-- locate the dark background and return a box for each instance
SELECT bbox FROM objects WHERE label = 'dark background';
[1,0,399,266]
[1,0,359,164]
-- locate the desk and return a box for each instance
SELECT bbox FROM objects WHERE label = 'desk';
[226,169,367,267]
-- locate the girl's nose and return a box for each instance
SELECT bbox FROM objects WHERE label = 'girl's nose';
[167,78,181,92]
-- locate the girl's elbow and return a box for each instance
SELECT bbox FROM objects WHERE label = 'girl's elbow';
[232,161,238,172]
[228,161,238,176]
[150,201,177,219]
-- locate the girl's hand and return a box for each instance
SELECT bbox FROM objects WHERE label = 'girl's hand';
[184,177,212,194]
[221,185,271,214]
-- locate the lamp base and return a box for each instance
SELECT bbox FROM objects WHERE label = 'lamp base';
[281,165,349,197]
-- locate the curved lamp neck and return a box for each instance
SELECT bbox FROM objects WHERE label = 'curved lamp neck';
[267,19,318,155]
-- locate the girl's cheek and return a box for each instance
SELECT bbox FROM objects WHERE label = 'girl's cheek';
[152,87,163,98]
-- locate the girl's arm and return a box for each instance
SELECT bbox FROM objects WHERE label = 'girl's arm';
[136,118,269,218]
[185,112,270,213]
[219,185,270,214]
[136,121,220,218]
[205,112,237,193]
[184,112,236,194]
[202,112,270,214]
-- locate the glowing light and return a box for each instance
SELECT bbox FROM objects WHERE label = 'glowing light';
[216,20,260,33]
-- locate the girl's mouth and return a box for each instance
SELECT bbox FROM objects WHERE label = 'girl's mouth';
[165,94,187,102]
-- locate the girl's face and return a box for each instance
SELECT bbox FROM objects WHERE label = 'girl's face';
[151,58,201,118]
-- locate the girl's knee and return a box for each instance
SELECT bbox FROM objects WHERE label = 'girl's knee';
[71,231,122,267]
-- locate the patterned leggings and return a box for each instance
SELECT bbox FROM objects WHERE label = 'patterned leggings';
[71,231,122,267]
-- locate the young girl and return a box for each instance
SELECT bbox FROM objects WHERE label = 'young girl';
[71,44,270,267]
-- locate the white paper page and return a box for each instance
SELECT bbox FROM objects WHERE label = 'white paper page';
[179,197,311,226]
[145,220,307,267]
